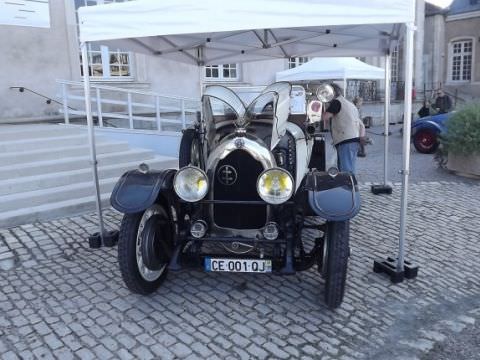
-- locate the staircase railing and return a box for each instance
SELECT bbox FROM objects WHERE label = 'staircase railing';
[9,86,77,110]
[57,80,201,133]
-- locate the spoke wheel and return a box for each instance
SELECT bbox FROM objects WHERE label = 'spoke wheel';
[118,205,172,294]
[413,130,438,154]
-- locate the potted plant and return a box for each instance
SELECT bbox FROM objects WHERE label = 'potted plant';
[441,104,480,177]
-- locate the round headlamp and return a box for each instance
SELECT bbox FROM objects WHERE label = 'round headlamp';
[174,166,209,202]
[256,168,294,205]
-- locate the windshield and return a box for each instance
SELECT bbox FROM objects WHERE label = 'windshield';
[244,92,277,123]
[258,82,291,149]
[202,82,292,149]
[202,85,246,125]
[203,96,240,124]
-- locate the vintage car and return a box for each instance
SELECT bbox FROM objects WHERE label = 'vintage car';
[412,112,449,154]
[110,82,361,309]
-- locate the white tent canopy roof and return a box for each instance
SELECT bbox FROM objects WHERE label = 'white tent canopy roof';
[78,0,414,65]
[275,57,385,82]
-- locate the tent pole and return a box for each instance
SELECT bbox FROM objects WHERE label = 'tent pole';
[81,42,106,244]
[370,53,393,195]
[397,22,415,273]
[383,53,391,185]
[372,24,419,283]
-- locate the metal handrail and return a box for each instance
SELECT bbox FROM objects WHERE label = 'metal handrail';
[9,86,77,110]
[57,79,198,102]
[56,79,200,131]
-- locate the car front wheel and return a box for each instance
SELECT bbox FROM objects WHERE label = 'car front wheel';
[413,129,438,154]
[118,204,172,294]
[321,220,350,309]
[179,128,202,168]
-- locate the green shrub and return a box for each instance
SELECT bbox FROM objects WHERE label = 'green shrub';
[441,103,480,155]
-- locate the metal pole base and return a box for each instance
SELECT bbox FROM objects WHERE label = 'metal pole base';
[373,257,419,283]
[88,230,119,248]
[371,184,393,195]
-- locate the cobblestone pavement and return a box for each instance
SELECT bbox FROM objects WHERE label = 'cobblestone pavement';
[357,124,478,184]
[1,180,480,359]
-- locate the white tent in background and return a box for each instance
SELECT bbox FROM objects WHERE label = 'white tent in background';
[77,0,416,278]
[276,57,385,82]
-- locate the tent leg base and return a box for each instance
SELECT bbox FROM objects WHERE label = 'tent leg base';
[88,233,102,248]
[88,230,119,248]
[373,257,419,283]
[371,184,393,195]
[103,230,119,247]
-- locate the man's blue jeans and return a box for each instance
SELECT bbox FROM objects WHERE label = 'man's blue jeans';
[336,141,359,175]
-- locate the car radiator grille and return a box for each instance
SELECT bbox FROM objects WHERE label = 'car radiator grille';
[213,150,266,229]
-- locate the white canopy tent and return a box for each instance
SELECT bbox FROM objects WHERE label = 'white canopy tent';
[276,57,385,82]
[77,0,416,277]
[275,57,385,98]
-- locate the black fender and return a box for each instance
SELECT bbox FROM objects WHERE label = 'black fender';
[303,171,361,221]
[110,169,177,214]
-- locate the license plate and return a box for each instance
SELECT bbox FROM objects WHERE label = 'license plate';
[205,257,272,273]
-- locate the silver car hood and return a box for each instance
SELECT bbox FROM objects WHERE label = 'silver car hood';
[206,133,276,173]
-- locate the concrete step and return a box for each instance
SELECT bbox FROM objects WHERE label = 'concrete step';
[0,141,130,166]
[0,134,100,152]
[0,149,157,180]
[0,124,84,141]
[0,177,119,212]
[0,123,179,228]
[0,156,178,195]
[0,193,112,229]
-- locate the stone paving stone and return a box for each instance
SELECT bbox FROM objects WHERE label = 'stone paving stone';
[44,333,63,351]
[117,348,135,360]
[169,342,193,357]
[75,348,96,360]
[131,346,155,360]
[151,343,175,359]
[2,351,20,360]
[0,182,480,359]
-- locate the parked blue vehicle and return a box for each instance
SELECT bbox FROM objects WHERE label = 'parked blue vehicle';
[411,112,450,154]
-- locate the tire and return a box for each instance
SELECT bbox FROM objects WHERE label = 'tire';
[322,220,350,309]
[179,128,201,168]
[413,130,439,154]
[118,205,171,295]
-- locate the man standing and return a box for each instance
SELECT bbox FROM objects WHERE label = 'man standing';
[434,89,452,114]
[322,84,365,175]
[353,96,367,157]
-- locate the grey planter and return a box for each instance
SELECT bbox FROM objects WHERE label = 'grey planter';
[447,153,480,178]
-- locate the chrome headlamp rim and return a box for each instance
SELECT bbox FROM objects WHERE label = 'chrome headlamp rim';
[256,167,294,205]
[173,165,209,202]
[316,83,335,103]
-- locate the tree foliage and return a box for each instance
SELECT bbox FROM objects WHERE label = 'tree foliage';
[441,104,480,155]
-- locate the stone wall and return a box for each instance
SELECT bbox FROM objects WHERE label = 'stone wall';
[0,0,77,120]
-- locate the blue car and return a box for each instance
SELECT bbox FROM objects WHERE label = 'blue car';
[411,112,450,154]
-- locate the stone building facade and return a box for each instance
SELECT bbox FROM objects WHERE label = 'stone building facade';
[0,0,287,122]
[424,0,480,102]
[4,0,476,123]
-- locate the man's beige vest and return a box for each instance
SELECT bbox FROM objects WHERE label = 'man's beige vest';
[331,96,362,146]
